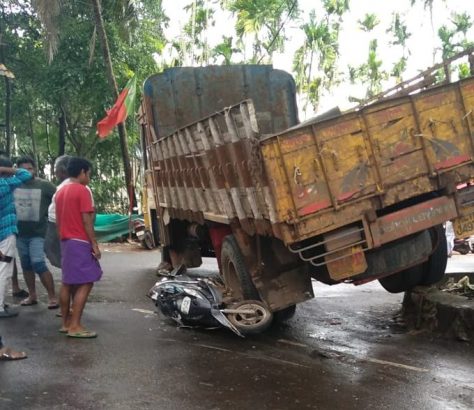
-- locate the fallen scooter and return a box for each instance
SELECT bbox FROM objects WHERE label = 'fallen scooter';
[147,267,273,337]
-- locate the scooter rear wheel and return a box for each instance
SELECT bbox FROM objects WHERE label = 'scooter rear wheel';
[226,300,273,335]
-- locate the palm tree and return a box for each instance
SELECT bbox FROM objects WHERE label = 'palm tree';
[31,0,61,63]
[212,36,240,64]
[182,0,216,65]
[223,0,299,63]
[32,0,135,205]
[410,0,446,64]
[349,15,388,99]
[0,4,15,156]
[292,1,349,115]
[387,13,411,83]
[91,0,135,206]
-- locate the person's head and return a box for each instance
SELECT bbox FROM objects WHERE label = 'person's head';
[16,156,36,177]
[54,155,72,182]
[67,157,92,185]
[0,156,13,176]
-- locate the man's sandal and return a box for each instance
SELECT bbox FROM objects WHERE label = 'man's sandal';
[0,347,27,361]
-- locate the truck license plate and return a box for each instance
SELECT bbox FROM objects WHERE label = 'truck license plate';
[453,206,474,238]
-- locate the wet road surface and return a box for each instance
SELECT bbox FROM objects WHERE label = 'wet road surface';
[0,245,473,410]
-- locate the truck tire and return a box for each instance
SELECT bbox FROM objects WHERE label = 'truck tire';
[220,235,259,301]
[419,225,447,286]
[378,265,423,293]
[142,231,155,250]
[273,305,296,323]
[149,209,160,246]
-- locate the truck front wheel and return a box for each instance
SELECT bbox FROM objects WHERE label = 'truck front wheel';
[220,235,259,301]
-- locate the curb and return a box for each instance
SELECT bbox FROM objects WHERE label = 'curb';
[402,273,474,341]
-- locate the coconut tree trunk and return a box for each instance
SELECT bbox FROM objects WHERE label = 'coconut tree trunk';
[0,7,12,156]
[27,104,39,173]
[58,108,66,156]
[90,0,136,208]
[4,76,11,156]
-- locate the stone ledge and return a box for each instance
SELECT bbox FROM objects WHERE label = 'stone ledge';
[402,272,474,341]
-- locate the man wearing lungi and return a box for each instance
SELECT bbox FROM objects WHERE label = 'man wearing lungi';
[55,157,102,338]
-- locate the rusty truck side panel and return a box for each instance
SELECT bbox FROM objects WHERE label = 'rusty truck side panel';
[147,100,275,235]
[262,77,474,244]
[143,65,298,138]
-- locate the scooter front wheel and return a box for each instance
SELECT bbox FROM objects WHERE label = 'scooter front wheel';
[226,300,273,335]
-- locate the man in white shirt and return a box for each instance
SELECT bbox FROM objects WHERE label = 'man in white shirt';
[44,155,72,268]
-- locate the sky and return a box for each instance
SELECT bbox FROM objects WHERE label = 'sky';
[161,0,474,118]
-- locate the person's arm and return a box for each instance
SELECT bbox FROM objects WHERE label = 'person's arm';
[82,212,100,259]
[0,168,32,195]
[0,167,16,175]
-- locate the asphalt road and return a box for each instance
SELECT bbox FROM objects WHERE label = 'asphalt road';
[0,245,473,410]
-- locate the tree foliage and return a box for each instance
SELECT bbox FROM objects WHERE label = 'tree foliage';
[293,1,349,113]
[0,0,167,212]
[223,0,299,63]
[386,13,411,82]
[1,0,473,212]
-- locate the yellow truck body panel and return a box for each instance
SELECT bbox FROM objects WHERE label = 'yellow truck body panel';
[262,77,474,244]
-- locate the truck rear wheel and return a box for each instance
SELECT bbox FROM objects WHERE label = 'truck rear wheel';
[378,265,423,293]
[419,225,447,286]
[220,235,259,301]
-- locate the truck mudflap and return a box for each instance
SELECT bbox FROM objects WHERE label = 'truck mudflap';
[369,196,457,247]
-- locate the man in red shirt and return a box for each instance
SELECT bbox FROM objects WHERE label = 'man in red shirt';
[55,157,102,338]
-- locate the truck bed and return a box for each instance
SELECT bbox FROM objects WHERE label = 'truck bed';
[145,70,474,250]
[262,76,474,244]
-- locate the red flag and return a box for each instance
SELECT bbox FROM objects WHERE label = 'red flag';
[97,75,137,139]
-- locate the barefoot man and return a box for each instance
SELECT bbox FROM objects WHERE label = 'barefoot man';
[55,157,102,338]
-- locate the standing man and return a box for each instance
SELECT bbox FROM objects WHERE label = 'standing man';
[0,157,32,318]
[56,157,102,338]
[44,155,72,268]
[14,156,58,309]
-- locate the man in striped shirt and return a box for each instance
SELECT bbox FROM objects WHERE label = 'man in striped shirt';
[0,156,32,318]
